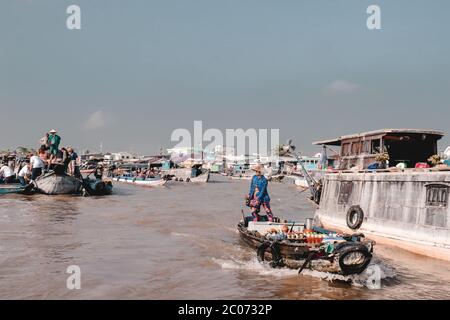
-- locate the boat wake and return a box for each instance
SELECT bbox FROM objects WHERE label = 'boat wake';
[213,256,396,289]
[213,257,299,278]
[300,257,397,289]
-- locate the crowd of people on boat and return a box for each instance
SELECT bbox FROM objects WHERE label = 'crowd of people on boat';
[0,129,82,186]
[107,166,162,179]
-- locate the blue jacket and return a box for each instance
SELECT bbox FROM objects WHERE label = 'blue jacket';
[249,175,270,203]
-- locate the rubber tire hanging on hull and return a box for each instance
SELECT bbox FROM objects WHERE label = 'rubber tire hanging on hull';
[256,242,284,268]
[335,243,372,275]
[346,205,364,230]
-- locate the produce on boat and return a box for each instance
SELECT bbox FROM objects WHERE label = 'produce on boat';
[238,216,374,275]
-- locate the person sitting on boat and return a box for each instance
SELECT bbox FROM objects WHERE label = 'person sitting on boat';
[147,170,155,179]
[247,164,273,222]
[0,163,15,184]
[17,163,31,186]
[30,151,45,180]
[47,129,61,168]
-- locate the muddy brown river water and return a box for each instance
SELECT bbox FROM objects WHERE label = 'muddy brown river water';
[0,175,449,299]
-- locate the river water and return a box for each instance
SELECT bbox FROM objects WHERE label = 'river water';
[0,175,449,299]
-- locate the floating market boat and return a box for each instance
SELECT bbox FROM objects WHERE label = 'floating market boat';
[164,167,210,183]
[115,175,167,187]
[238,217,374,275]
[312,129,450,261]
[189,170,210,183]
[81,177,113,196]
[294,177,309,188]
[0,184,27,195]
[229,174,253,180]
[34,171,82,195]
[267,174,285,182]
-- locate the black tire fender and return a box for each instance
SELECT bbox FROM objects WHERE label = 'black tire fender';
[336,243,372,275]
[256,242,283,267]
[346,205,364,230]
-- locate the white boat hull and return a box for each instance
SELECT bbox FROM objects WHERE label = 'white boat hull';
[115,177,166,187]
[317,215,450,261]
[315,171,450,261]
[190,171,210,183]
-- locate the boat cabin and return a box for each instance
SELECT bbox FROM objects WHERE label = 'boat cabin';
[313,129,444,170]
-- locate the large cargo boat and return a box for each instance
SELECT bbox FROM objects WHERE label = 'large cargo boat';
[312,129,450,261]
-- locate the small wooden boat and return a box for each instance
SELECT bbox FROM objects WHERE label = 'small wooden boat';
[267,174,285,182]
[0,184,27,195]
[294,177,309,188]
[189,170,210,183]
[34,171,82,195]
[229,174,253,180]
[81,178,113,196]
[164,167,210,183]
[115,176,167,187]
[238,218,374,275]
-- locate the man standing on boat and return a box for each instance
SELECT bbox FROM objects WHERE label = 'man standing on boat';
[47,129,61,168]
[247,164,273,222]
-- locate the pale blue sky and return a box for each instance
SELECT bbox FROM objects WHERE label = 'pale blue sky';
[1,0,449,154]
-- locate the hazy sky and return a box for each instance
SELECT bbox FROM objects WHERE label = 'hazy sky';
[1,0,449,155]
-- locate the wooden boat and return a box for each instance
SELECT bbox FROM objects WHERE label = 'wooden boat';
[229,174,253,180]
[115,176,167,187]
[81,178,113,196]
[34,171,82,195]
[0,184,27,195]
[237,218,374,275]
[164,167,210,183]
[294,177,309,188]
[189,170,210,183]
[267,174,285,182]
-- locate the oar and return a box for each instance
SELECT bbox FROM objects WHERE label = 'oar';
[298,252,315,274]
[289,221,296,233]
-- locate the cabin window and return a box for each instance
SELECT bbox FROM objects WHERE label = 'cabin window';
[351,142,360,155]
[338,181,353,204]
[371,140,381,154]
[426,185,448,207]
[342,143,351,156]
[362,141,371,154]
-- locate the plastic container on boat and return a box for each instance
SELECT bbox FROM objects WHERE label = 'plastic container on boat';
[305,218,314,230]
